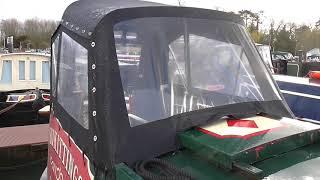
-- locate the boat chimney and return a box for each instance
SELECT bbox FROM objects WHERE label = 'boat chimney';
[7,36,13,53]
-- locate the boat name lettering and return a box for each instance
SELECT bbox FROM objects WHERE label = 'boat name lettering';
[49,126,83,180]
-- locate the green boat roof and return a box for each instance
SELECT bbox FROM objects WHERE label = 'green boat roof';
[179,116,320,172]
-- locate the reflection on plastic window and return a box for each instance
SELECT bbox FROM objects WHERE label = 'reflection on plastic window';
[169,35,186,87]
[52,36,60,96]
[189,34,262,101]
[114,31,141,57]
[114,17,281,128]
[114,30,141,98]
[57,32,88,129]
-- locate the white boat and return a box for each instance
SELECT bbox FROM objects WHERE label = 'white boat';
[0,52,50,127]
[0,52,50,91]
[256,45,320,121]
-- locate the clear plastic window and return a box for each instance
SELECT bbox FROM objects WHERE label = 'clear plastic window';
[52,36,60,96]
[114,17,281,127]
[189,35,263,102]
[57,32,89,129]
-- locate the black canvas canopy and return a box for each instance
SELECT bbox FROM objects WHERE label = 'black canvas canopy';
[61,0,165,38]
[51,0,293,177]
[61,0,244,38]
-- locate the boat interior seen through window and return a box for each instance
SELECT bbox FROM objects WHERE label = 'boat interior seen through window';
[114,17,281,127]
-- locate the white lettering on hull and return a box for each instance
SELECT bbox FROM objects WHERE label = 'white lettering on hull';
[49,127,83,180]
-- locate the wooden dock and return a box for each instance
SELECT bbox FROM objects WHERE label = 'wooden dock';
[0,124,48,148]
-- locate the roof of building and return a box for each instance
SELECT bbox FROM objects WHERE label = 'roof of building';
[0,52,50,58]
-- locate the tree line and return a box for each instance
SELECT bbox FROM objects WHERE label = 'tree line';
[0,18,58,50]
[0,12,319,54]
[238,10,320,54]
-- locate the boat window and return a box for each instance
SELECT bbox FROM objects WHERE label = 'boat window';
[30,61,36,80]
[42,61,50,83]
[114,17,281,127]
[0,60,12,84]
[57,32,88,129]
[52,36,60,96]
[19,61,25,80]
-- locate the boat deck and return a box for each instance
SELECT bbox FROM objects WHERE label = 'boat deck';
[0,124,48,148]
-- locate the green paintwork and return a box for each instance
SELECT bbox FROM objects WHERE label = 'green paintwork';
[162,149,247,180]
[265,157,320,179]
[179,118,320,170]
[161,143,320,179]
[255,143,320,177]
[98,118,320,180]
[287,62,302,77]
[233,162,263,177]
[115,163,143,180]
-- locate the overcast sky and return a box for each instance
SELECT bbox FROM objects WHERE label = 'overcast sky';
[0,0,319,28]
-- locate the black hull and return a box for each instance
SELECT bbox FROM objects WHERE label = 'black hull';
[0,144,47,180]
[0,102,49,128]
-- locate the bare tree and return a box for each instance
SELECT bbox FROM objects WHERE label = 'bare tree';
[1,19,21,37]
[268,20,284,48]
[22,18,58,49]
[238,10,264,32]
[238,10,255,27]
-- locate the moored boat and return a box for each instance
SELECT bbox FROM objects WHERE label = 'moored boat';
[274,74,320,121]
[41,1,320,179]
[0,124,48,180]
[0,53,50,127]
[256,45,320,122]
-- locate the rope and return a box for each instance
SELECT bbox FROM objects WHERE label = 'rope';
[135,158,195,180]
[0,96,25,116]
[0,89,39,116]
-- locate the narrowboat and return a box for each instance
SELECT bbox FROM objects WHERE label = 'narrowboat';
[42,0,320,179]
[256,45,320,122]
[0,53,50,127]
[274,74,320,121]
